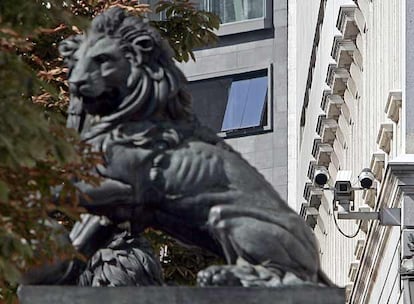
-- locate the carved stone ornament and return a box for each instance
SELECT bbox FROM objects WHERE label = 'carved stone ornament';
[23,8,334,288]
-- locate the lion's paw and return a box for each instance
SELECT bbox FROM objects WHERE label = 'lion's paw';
[197,265,243,287]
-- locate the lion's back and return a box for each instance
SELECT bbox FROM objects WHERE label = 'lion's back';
[158,139,290,212]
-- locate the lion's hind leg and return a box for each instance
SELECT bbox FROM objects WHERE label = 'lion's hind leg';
[197,205,320,287]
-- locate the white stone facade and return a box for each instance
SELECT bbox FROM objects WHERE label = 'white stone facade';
[177,0,414,302]
[293,0,414,303]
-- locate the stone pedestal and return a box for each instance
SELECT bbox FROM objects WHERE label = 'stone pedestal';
[18,286,344,304]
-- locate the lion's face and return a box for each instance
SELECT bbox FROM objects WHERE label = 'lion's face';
[69,36,131,116]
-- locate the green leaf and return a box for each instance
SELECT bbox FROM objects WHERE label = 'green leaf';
[0,180,9,202]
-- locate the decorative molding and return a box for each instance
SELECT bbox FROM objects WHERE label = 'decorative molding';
[385,90,402,122]
[316,143,333,167]
[376,123,393,154]
[328,162,338,183]
[320,90,331,112]
[353,48,363,70]
[357,0,370,28]
[348,261,360,282]
[321,93,343,120]
[354,239,365,260]
[326,65,350,94]
[354,8,366,34]
[309,187,323,209]
[347,77,358,99]
[305,208,318,229]
[356,34,364,55]
[370,151,386,181]
[311,138,322,159]
[362,188,376,208]
[301,183,323,230]
[307,161,317,180]
[345,283,353,303]
[350,63,363,97]
[336,6,359,39]
[331,36,357,68]
[316,115,338,144]
[303,182,314,201]
[350,155,414,303]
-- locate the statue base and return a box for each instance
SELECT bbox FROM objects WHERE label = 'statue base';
[18,285,344,304]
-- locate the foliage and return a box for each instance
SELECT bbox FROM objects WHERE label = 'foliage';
[146,230,223,285]
[153,0,220,62]
[0,0,219,302]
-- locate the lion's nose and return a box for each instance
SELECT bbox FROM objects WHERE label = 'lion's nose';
[69,81,84,95]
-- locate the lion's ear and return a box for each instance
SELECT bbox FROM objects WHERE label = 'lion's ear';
[132,36,154,52]
[59,35,83,70]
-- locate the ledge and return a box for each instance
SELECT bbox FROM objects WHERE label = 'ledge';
[305,206,319,229]
[331,36,357,68]
[309,187,323,208]
[354,239,365,260]
[216,17,272,36]
[354,8,366,34]
[18,286,345,304]
[326,64,350,95]
[336,6,359,39]
[362,188,377,208]
[311,138,322,159]
[348,261,359,282]
[316,115,338,144]
[307,161,317,180]
[370,151,386,181]
[385,90,402,122]
[376,123,394,154]
[316,143,333,167]
[321,94,343,120]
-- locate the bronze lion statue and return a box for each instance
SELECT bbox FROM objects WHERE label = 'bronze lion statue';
[28,7,332,287]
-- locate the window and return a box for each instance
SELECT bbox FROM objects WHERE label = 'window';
[143,0,271,35]
[195,0,265,24]
[188,69,271,137]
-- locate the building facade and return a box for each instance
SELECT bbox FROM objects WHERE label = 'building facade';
[177,0,290,204]
[148,0,414,303]
[294,0,414,303]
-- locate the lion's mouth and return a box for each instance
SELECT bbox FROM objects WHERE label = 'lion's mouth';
[80,88,122,116]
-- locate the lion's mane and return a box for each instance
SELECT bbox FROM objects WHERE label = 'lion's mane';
[59,7,193,139]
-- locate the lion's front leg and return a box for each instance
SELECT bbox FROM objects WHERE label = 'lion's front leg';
[74,178,135,208]
[197,205,321,287]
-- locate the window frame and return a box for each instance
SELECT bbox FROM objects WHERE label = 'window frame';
[213,0,273,36]
[188,64,273,139]
[143,0,272,36]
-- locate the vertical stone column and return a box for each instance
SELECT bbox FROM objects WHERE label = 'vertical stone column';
[405,0,414,153]
[403,1,414,301]
[388,157,414,304]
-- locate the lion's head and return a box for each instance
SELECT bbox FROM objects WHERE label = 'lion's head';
[59,7,193,138]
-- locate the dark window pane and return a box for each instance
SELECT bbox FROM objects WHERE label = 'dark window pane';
[188,70,268,135]
[189,78,231,132]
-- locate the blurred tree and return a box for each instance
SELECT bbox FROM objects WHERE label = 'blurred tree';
[0,0,220,302]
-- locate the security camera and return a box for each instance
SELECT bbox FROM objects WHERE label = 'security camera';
[358,168,375,189]
[334,171,355,212]
[313,167,329,187]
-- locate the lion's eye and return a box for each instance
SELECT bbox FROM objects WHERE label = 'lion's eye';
[94,54,111,64]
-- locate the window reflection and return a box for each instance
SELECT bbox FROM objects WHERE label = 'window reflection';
[195,0,265,24]
[188,71,269,135]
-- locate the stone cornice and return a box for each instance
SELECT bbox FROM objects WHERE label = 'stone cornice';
[350,155,414,303]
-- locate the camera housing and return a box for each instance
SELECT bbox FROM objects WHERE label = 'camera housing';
[358,168,375,189]
[334,170,354,212]
[313,167,329,187]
